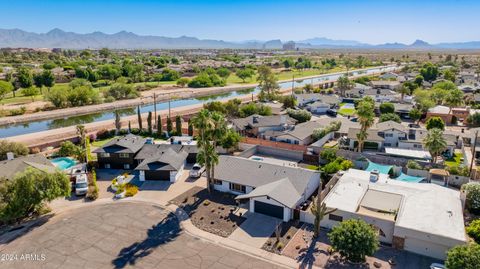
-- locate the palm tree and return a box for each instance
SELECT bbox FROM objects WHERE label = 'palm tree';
[423,128,447,163]
[399,84,410,102]
[114,110,121,135]
[76,124,86,149]
[192,109,227,193]
[356,98,375,152]
[337,74,353,97]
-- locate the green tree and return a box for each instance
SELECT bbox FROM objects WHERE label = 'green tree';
[443,69,456,82]
[115,110,122,135]
[147,111,153,134]
[166,116,173,134]
[408,108,422,124]
[420,62,439,81]
[176,77,190,87]
[0,140,28,160]
[423,128,447,163]
[466,219,480,243]
[42,69,55,90]
[283,58,294,68]
[462,183,480,214]
[216,67,231,80]
[160,68,181,81]
[445,89,464,111]
[310,198,336,238]
[220,129,241,152]
[257,65,279,101]
[414,75,424,86]
[17,67,33,88]
[45,87,68,108]
[467,112,480,127]
[0,168,71,224]
[356,98,375,152]
[281,95,296,109]
[379,102,395,114]
[175,115,182,135]
[328,219,379,263]
[58,141,78,157]
[426,116,445,130]
[286,109,311,123]
[236,68,255,83]
[0,80,13,103]
[337,74,354,97]
[445,244,480,269]
[106,83,139,100]
[379,113,401,123]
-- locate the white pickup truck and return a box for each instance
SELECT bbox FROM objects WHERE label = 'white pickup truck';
[189,163,205,178]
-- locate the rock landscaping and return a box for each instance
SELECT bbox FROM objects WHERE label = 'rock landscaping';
[170,186,246,237]
[262,220,302,254]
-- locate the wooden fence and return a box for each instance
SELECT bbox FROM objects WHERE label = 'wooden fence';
[241,137,308,152]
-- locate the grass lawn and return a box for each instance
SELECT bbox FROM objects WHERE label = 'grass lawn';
[338,108,356,116]
[275,66,346,81]
[226,74,256,84]
[305,165,320,170]
[445,153,463,168]
[91,136,119,147]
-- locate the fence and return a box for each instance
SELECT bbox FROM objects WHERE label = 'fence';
[241,137,308,152]
[316,148,410,167]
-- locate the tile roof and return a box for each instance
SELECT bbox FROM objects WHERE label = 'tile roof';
[135,147,187,171]
[93,134,146,154]
[236,178,302,208]
[0,154,57,180]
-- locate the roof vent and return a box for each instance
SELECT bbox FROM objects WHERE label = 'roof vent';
[369,170,379,182]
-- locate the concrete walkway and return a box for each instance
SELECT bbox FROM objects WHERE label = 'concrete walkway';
[229,212,280,248]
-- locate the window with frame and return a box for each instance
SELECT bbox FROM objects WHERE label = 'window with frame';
[328,214,343,222]
[100,153,110,158]
[213,179,222,185]
[229,183,246,193]
[119,153,130,158]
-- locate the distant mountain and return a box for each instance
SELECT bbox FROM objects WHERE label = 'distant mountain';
[1,28,480,50]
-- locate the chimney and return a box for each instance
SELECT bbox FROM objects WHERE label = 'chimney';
[6,152,14,161]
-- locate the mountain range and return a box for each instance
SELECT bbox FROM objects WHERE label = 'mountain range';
[1,28,480,50]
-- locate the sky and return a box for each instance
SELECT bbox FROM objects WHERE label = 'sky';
[1,0,480,44]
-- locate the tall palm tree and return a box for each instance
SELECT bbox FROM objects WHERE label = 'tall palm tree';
[423,128,447,163]
[399,84,410,102]
[356,98,375,152]
[311,197,336,238]
[192,109,227,193]
[76,124,86,149]
[337,74,353,97]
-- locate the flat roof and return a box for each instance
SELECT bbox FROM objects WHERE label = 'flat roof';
[384,147,432,160]
[323,169,466,242]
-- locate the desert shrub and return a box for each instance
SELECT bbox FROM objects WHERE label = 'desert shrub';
[125,183,138,197]
[462,183,480,214]
[466,219,480,243]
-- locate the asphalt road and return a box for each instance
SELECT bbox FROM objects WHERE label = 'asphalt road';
[0,202,283,269]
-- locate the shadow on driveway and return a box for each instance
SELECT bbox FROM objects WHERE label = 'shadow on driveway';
[111,212,181,269]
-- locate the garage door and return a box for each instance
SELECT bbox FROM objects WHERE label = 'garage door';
[145,170,170,181]
[254,201,284,219]
[404,237,449,259]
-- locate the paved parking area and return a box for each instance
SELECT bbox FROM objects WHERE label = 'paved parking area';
[0,202,283,269]
[229,212,281,248]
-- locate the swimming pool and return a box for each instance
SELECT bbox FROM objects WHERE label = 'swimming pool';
[51,157,77,170]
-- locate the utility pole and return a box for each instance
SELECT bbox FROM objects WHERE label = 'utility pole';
[153,92,157,127]
[470,130,478,177]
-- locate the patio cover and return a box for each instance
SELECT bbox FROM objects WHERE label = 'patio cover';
[395,173,424,183]
[365,161,393,175]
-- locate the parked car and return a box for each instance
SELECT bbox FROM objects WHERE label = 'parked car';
[430,263,445,269]
[189,163,205,178]
[326,109,337,117]
[74,174,89,196]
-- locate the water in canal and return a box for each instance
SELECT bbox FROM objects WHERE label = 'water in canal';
[0,66,396,138]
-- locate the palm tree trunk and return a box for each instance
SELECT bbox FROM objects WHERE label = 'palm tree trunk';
[205,164,211,193]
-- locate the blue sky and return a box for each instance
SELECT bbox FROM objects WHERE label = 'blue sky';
[1,0,479,44]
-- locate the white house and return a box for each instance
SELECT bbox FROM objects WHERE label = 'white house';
[213,156,320,222]
[321,169,466,260]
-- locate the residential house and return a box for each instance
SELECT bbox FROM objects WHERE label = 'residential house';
[0,154,57,180]
[369,80,401,90]
[459,84,480,93]
[379,72,398,80]
[295,93,322,106]
[263,120,325,145]
[426,105,470,124]
[321,169,466,259]
[376,121,408,148]
[458,71,478,84]
[347,128,384,151]
[93,134,147,169]
[392,103,414,118]
[231,114,296,137]
[213,155,320,222]
[305,95,341,114]
[135,147,187,182]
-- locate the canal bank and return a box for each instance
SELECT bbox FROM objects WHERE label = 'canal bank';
[0,65,398,140]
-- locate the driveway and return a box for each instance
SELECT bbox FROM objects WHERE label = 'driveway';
[0,202,282,269]
[228,212,281,248]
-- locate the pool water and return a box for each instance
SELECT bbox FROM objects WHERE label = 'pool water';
[51,157,77,170]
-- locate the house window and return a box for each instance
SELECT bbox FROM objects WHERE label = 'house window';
[119,153,129,158]
[104,163,111,169]
[384,143,391,147]
[213,179,222,185]
[385,133,393,137]
[124,164,130,169]
[100,153,110,158]
[229,183,246,193]
[329,214,343,222]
